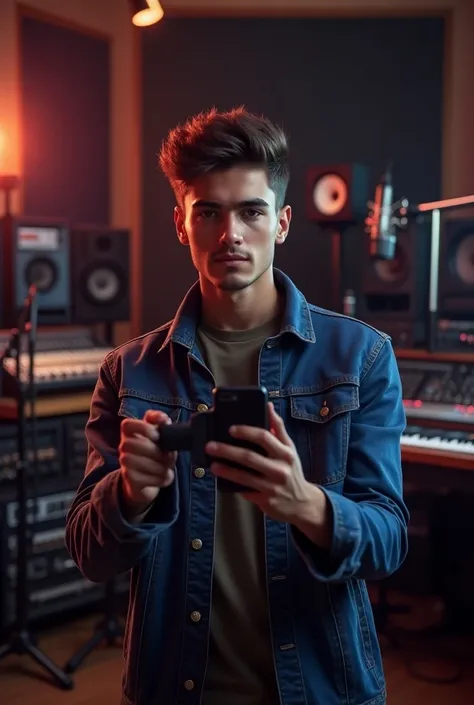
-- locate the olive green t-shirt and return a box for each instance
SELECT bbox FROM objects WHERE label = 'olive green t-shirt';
[197,318,281,705]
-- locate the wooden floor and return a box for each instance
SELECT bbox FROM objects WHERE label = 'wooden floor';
[0,594,473,704]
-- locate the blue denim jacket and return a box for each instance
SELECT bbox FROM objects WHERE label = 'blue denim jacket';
[65,269,408,705]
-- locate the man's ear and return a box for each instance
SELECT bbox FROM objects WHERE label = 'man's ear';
[276,205,292,245]
[174,206,189,245]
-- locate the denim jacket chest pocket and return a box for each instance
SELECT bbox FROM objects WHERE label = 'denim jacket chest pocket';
[288,381,360,488]
[118,391,185,424]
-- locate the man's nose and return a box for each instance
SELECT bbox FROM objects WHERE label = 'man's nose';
[218,214,243,245]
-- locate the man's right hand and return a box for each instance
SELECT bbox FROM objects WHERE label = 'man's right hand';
[119,409,178,518]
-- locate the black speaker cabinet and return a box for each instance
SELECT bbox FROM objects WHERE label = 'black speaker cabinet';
[438,218,474,318]
[70,225,130,324]
[0,214,71,327]
[306,163,370,223]
[356,220,431,348]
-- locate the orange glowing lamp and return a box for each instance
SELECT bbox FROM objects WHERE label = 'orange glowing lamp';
[0,126,5,170]
[0,126,20,215]
[131,0,164,27]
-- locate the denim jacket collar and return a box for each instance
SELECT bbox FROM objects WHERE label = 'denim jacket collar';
[159,268,316,353]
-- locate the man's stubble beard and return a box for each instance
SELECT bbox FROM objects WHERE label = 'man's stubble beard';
[216,276,254,292]
[216,259,273,292]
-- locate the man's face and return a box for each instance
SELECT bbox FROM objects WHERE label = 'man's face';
[175,165,291,292]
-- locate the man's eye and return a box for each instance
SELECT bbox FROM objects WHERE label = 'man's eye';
[242,209,262,219]
[198,210,217,219]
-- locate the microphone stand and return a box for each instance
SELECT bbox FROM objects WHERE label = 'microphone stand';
[0,285,74,690]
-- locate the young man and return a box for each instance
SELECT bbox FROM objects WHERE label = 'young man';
[66,107,408,705]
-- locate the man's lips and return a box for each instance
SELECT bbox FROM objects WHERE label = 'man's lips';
[213,254,249,262]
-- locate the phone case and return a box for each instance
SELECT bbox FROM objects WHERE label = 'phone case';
[213,386,269,493]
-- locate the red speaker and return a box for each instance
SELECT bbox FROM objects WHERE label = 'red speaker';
[306,163,370,223]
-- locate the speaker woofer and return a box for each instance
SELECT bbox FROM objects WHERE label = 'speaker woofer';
[450,233,474,285]
[312,173,348,217]
[372,243,409,285]
[25,257,57,293]
[81,265,124,305]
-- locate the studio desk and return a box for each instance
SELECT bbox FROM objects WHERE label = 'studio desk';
[0,347,473,493]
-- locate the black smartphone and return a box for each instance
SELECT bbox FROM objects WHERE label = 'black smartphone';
[209,386,269,493]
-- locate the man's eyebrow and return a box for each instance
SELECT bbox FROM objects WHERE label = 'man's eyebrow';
[191,198,270,209]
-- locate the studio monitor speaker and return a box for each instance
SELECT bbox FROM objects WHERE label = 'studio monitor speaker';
[0,215,71,327]
[356,221,431,347]
[70,225,130,324]
[306,163,370,223]
[438,218,474,318]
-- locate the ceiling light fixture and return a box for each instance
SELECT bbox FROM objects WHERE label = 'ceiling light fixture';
[130,0,164,27]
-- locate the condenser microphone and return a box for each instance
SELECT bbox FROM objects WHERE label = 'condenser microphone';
[366,165,397,260]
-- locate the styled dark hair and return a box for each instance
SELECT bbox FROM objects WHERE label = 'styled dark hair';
[158,106,290,210]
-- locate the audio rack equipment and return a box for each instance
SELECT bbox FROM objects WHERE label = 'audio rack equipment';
[0,413,88,490]
[436,318,474,352]
[0,489,129,634]
[0,326,111,395]
[0,418,63,489]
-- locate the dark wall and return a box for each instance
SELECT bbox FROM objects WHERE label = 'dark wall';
[141,17,444,333]
[20,16,110,225]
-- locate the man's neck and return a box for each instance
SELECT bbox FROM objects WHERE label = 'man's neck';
[200,270,281,331]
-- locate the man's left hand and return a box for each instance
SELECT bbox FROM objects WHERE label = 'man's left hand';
[206,402,329,534]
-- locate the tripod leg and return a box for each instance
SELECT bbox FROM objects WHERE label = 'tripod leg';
[63,576,126,673]
[64,629,105,674]
[23,636,74,689]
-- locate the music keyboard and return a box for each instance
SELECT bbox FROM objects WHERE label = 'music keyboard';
[0,327,111,393]
[401,424,474,470]
[2,347,110,388]
[402,425,474,455]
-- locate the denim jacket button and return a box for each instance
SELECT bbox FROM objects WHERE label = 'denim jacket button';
[190,611,201,622]
[184,680,195,690]
[320,404,329,418]
[191,538,203,550]
[197,403,208,412]
[194,468,205,478]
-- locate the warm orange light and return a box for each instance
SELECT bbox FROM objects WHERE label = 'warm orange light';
[132,0,164,27]
[0,127,6,172]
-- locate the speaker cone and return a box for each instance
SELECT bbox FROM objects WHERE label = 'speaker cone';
[83,266,122,305]
[25,257,57,293]
[373,243,408,284]
[451,233,474,285]
[312,174,348,216]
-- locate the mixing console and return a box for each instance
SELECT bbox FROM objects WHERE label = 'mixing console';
[397,359,474,425]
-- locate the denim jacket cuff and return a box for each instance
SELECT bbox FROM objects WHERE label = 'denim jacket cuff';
[92,469,180,541]
[291,487,361,581]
